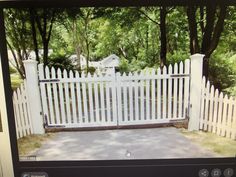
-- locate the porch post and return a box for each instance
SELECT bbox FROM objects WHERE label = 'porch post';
[188,53,204,131]
[23,60,45,134]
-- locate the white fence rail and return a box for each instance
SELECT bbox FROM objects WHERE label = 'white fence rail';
[200,77,236,140]
[12,80,33,139]
[38,59,190,128]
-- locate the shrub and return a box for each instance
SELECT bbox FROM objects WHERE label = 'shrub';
[48,54,75,71]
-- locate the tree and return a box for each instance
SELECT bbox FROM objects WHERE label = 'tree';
[29,8,58,65]
[5,9,33,79]
[186,4,227,77]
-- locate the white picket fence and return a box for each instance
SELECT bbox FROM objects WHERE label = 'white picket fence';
[12,54,236,140]
[38,59,190,128]
[200,77,236,140]
[12,80,33,139]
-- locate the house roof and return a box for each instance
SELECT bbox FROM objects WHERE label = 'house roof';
[100,54,120,68]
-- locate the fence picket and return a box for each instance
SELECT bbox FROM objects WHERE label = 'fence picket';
[173,63,178,118]
[140,71,145,121]
[105,76,111,123]
[208,85,215,132]
[200,77,206,129]
[18,87,25,136]
[51,67,60,124]
[75,71,83,124]
[69,71,77,124]
[63,69,71,124]
[163,66,167,119]
[38,64,49,125]
[88,73,94,123]
[134,72,139,121]
[216,93,224,136]
[221,95,228,137]
[128,72,134,121]
[183,59,190,118]
[203,81,210,131]
[111,74,117,124]
[13,92,21,138]
[116,72,123,124]
[157,68,161,119]
[81,72,89,123]
[151,69,156,120]
[232,100,236,139]
[94,74,100,123]
[212,89,219,133]
[226,96,233,138]
[45,66,55,125]
[178,62,183,118]
[123,73,128,123]
[58,68,66,124]
[145,71,150,121]
[99,76,106,124]
[21,83,30,134]
[168,65,173,119]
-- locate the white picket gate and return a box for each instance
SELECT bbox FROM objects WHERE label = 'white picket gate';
[11,54,236,140]
[200,77,236,140]
[12,80,33,139]
[38,59,190,128]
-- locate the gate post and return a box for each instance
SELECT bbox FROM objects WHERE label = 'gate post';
[188,54,204,131]
[23,60,45,134]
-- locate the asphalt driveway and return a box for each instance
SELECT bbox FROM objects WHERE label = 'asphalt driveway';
[30,127,220,160]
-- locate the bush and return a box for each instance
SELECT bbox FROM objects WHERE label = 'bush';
[9,66,17,74]
[209,53,236,96]
[83,66,96,75]
[48,54,75,71]
[118,57,130,74]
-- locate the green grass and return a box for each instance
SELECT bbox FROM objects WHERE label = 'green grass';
[11,73,23,90]
[17,133,54,156]
[181,129,236,157]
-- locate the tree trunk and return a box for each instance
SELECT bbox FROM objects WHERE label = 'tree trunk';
[34,9,56,65]
[145,25,149,58]
[187,6,200,54]
[160,6,167,68]
[29,9,40,62]
[76,45,81,72]
[203,5,227,78]
[201,4,216,54]
[43,41,49,65]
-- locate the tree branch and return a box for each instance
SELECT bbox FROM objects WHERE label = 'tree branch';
[207,5,227,57]
[137,9,160,26]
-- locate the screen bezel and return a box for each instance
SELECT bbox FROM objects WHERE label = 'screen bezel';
[0,1,235,176]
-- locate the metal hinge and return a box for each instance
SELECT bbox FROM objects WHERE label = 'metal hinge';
[39,79,60,83]
[170,74,190,78]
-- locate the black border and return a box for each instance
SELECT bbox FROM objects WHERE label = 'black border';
[0,1,236,177]
[0,0,235,8]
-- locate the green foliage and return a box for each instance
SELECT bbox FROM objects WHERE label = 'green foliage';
[209,53,236,95]
[118,57,130,74]
[48,54,75,71]
[5,7,236,95]
[85,66,96,75]
[9,66,17,74]
[166,51,189,65]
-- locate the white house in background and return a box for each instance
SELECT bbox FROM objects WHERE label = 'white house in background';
[69,54,120,75]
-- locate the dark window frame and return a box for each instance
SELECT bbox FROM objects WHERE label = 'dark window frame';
[0,1,235,177]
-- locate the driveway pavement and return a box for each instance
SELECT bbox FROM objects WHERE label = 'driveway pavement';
[30,127,220,161]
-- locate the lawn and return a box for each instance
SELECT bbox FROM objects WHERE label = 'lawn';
[181,129,236,157]
[11,73,23,90]
[17,133,54,156]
